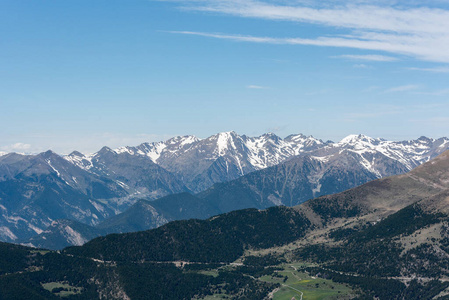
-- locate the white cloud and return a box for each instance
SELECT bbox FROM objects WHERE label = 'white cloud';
[353,64,371,69]
[334,54,398,61]
[0,143,32,153]
[169,30,449,63]
[168,1,449,63]
[247,85,269,89]
[385,84,419,93]
[187,1,449,34]
[407,66,449,73]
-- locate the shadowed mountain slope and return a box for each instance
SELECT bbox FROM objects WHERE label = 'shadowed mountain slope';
[0,151,128,242]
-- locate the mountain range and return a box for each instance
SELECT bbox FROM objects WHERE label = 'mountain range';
[1,132,448,247]
[1,149,449,299]
[65,132,449,193]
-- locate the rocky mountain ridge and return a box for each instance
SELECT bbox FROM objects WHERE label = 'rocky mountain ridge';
[1,132,449,246]
[25,138,449,249]
[66,132,449,193]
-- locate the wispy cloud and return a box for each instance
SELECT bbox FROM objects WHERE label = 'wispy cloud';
[168,1,449,63]
[384,84,419,93]
[247,85,269,89]
[353,64,372,69]
[186,1,449,35]
[333,54,398,62]
[407,66,449,73]
[0,143,32,153]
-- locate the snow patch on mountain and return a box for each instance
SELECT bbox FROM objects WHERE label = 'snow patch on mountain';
[115,147,135,155]
[0,226,17,240]
[64,151,94,170]
[138,142,167,162]
[46,159,60,176]
[180,135,199,146]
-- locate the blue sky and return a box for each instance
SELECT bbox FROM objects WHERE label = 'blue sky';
[1,0,449,154]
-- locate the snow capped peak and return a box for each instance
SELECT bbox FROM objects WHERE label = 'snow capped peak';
[283,134,324,155]
[179,135,200,146]
[114,147,135,155]
[68,151,85,158]
[61,132,449,184]
[213,131,238,139]
[0,151,7,157]
[339,134,358,143]
[167,135,200,145]
[64,150,94,170]
[285,133,307,141]
[285,134,323,145]
[111,135,202,163]
[38,150,59,160]
[98,146,114,154]
[210,131,241,156]
[417,136,434,143]
[260,132,280,139]
[339,134,373,144]
[337,134,385,149]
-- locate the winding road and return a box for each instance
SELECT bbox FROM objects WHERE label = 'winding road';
[282,283,304,300]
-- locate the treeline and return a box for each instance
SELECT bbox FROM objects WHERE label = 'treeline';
[65,206,311,263]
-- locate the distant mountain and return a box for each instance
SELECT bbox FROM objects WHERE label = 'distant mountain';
[25,193,220,249]
[66,132,449,193]
[0,148,189,244]
[0,151,129,242]
[72,146,190,199]
[66,132,326,193]
[27,137,449,250]
[2,132,449,247]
